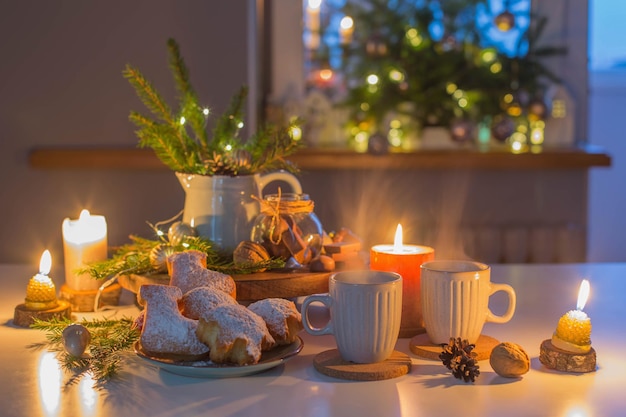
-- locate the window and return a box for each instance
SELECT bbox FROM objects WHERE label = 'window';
[267,0,588,151]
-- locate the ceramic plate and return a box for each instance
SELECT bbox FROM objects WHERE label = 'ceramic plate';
[134,337,303,378]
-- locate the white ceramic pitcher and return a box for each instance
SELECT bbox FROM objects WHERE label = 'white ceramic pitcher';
[176,171,302,253]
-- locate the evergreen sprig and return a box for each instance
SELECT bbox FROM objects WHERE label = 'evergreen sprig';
[29,317,139,386]
[123,38,302,176]
[80,230,285,280]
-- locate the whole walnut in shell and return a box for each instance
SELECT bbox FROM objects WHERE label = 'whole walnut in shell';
[489,342,530,378]
[233,241,271,271]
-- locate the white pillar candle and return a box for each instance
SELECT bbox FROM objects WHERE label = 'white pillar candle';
[62,209,108,291]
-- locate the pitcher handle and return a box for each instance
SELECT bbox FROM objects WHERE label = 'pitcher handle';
[258,171,302,195]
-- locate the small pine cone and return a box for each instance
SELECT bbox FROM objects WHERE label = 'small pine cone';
[439,337,480,383]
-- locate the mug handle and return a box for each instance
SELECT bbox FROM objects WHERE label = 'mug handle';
[258,170,302,195]
[301,294,333,336]
[486,283,516,324]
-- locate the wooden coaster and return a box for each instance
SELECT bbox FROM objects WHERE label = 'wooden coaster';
[13,301,72,328]
[59,283,122,312]
[409,333,499,361]
[539,339,597,373]
[313,349,411,381]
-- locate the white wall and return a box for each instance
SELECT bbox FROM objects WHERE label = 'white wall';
[0,2,252,265]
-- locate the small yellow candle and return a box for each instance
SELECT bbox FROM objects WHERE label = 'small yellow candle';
[551,279,592,353]
[25,250,59,311]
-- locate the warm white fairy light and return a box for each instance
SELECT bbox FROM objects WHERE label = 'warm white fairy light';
[289,125,303,141]
[237,121,244,129]
[389,69,404,82]
[366,74,379,85]
[203,108,210,116]
[340,16,353,31]
[180,116,186,125]
[224,144,233,151]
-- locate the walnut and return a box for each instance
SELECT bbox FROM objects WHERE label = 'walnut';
[233,241,271,271]
[489,342,530,378]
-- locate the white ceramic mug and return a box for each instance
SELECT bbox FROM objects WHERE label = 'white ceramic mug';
[421,260,516,344]
[301,270,402,363]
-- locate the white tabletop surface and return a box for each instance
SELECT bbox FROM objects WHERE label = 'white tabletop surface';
[1,262,625,417]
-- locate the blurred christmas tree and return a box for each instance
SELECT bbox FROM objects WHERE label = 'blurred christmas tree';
[303,0,566,149]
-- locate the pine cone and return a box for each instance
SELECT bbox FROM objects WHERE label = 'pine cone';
[439,337,480,383]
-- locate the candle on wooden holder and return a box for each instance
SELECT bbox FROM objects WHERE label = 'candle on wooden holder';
[60,210,120,312]
[370,224,434,338]
[62,209,108,291]
[539,279,597,372]
[13,250,71,328]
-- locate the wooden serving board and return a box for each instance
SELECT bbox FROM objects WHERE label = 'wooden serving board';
[118,270,331,303]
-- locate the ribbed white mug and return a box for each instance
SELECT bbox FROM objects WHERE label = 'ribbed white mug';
[421,260,516,344]
[301,270,402,363]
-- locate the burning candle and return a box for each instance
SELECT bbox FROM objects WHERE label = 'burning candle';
[62,209,108,291]
[306,0,321,50]
[370,224,434,337]
[25,250,58,310]
[551,279,592,353]
[339,15,354,45]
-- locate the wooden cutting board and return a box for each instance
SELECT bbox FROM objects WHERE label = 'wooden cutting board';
[118,269,331,303]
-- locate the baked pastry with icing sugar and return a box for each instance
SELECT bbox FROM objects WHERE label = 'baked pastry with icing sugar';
[139,284,209,359]
[167,250,236,298]
[196,303,276,365]
[179,286,237,320]
[248,298,303,345]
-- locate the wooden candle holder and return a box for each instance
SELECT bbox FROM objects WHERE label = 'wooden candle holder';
[539,339,597,373]
[13,301,71,328]
[59,283,122,312]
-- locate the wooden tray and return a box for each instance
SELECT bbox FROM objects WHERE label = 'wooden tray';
[118,270,331,303]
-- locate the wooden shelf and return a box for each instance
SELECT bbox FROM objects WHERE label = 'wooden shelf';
[28,145,611,171]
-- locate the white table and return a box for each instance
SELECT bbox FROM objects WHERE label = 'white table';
[1,263,625,417]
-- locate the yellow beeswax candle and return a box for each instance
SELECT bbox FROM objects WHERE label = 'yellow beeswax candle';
[25,250,58,311]
[551,279,592,353]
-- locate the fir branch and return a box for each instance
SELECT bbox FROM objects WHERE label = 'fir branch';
[125,39,300,176]
[210,85,248,150]
[123,65,174,125]
[30,317,139,386]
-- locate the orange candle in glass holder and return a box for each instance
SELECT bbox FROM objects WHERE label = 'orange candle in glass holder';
[370,224,434,338]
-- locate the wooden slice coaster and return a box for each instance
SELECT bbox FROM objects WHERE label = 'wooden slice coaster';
[313,349,411,381]
[409,333,499,361]
[539,339,597,373]
[13,301,72,328]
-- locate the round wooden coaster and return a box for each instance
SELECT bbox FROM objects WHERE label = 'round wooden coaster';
[313,349,411,381]
[409,333,499,361]
[13,301,72,328]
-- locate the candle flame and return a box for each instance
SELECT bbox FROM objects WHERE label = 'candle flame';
[340,16,354,30]
[393,224,403,252]
[576,279,590,311]
[79,209,91,221]
[39,250,52,276]
[308,0,321,10]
